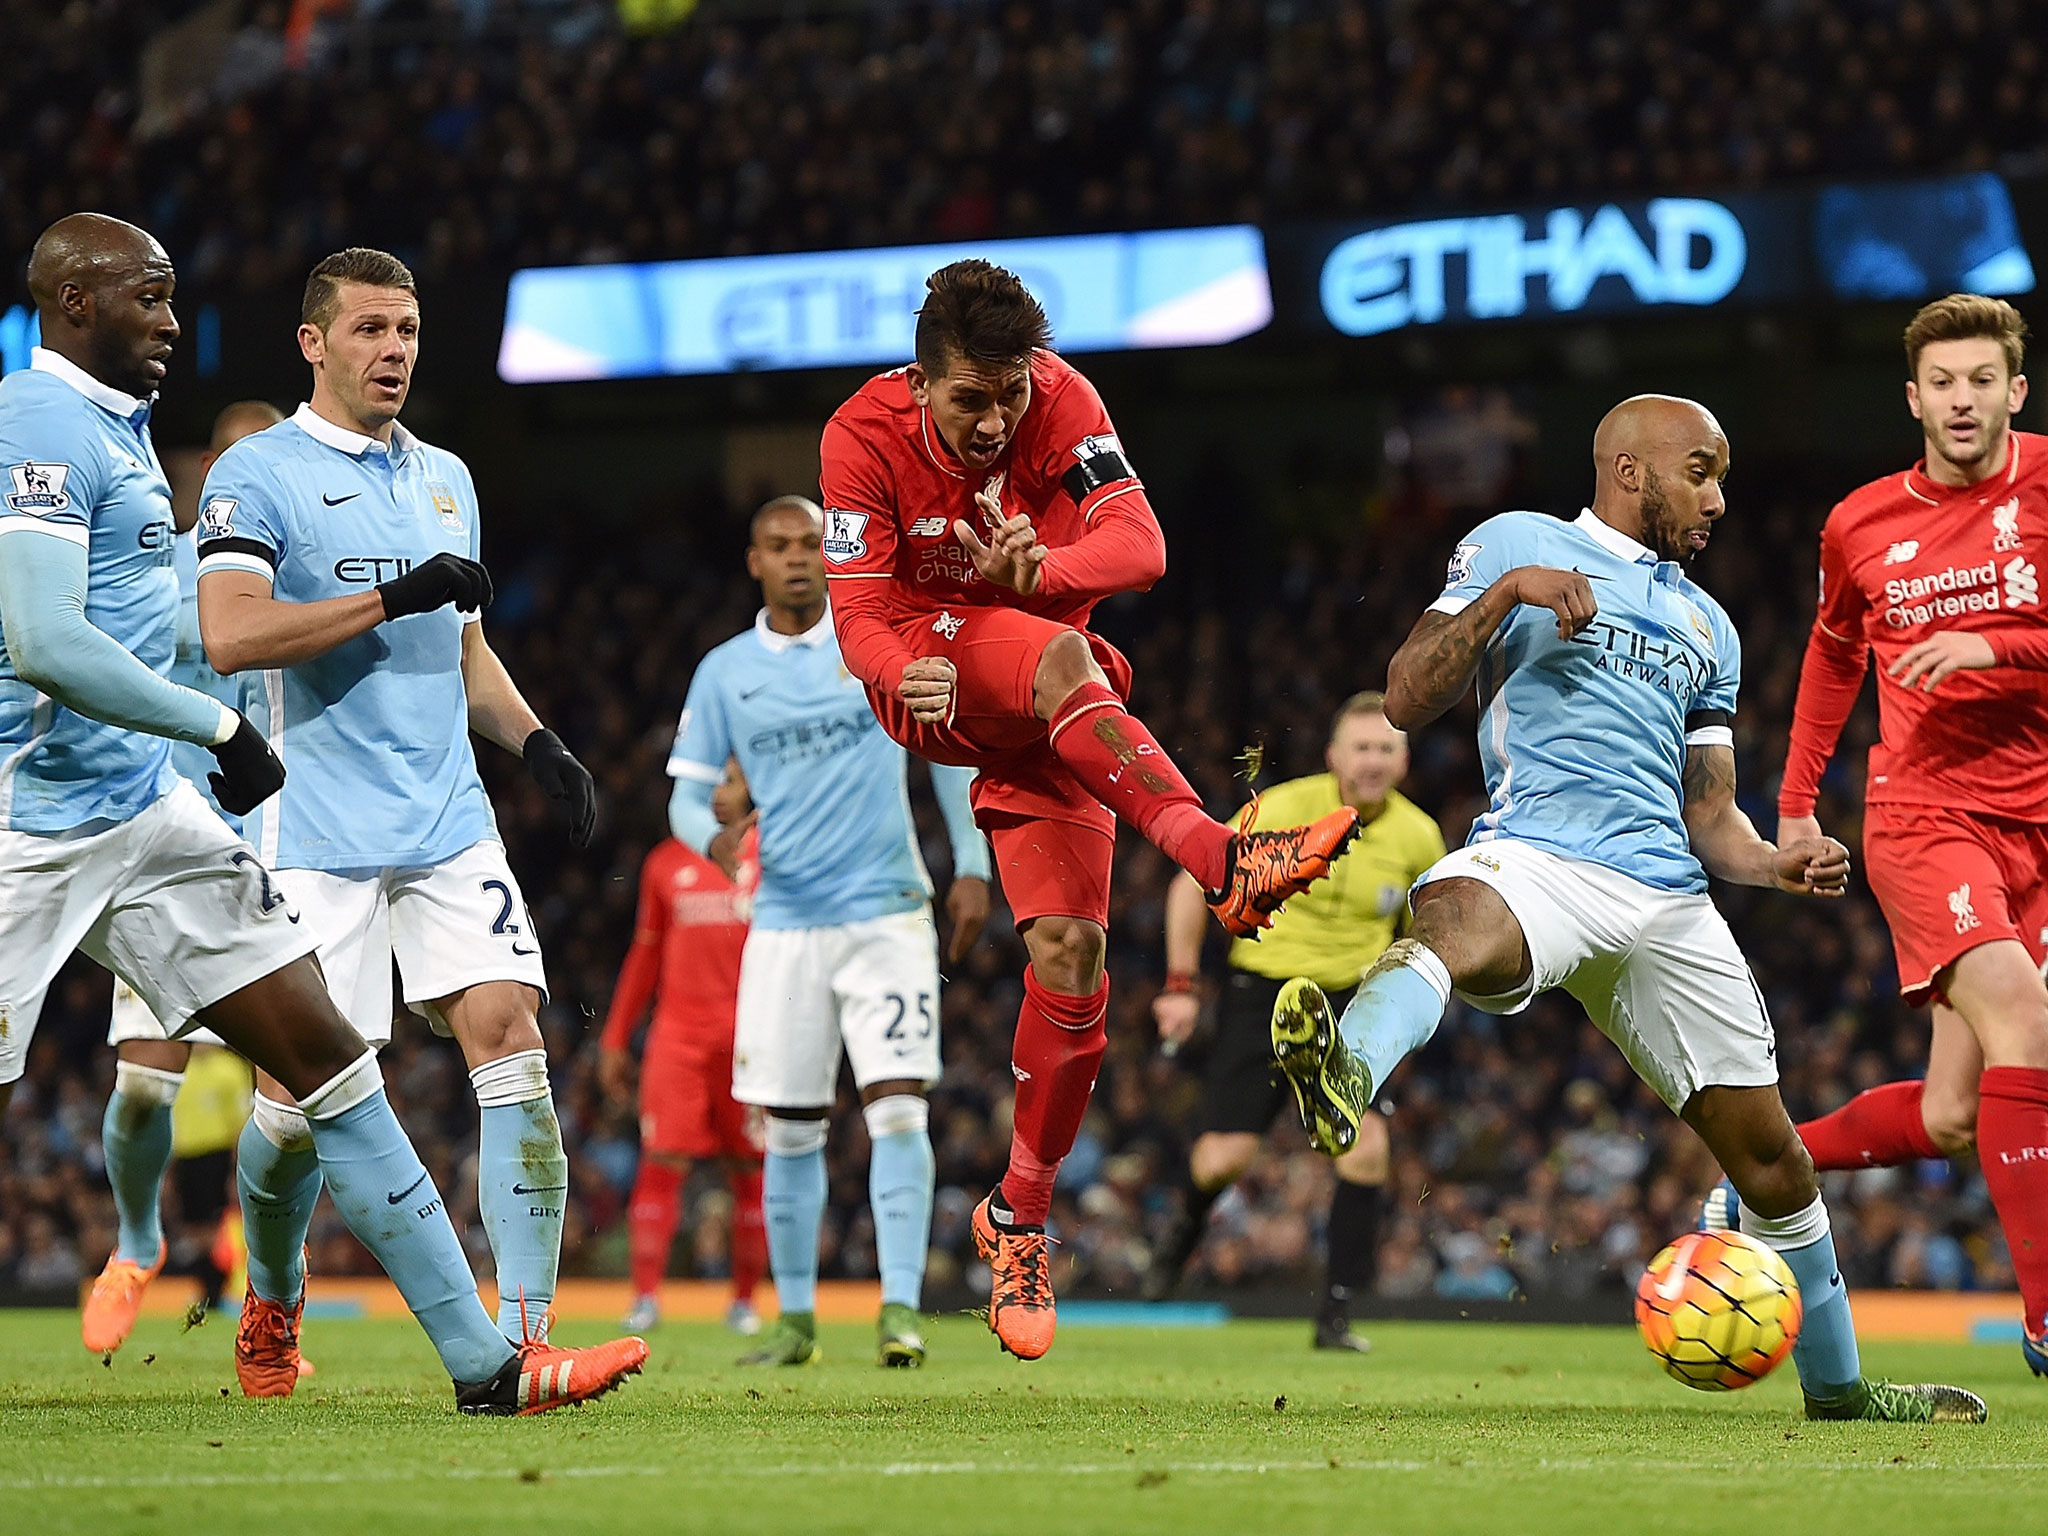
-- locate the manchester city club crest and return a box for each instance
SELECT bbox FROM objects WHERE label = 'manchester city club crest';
[427,480,464,532]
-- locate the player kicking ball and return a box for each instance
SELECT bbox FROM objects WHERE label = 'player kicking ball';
[822,260,1359,1359]
[1710,294,2048,1377]
[1268,395,1985,1423]
[601,762,768,1338]
[0,214,641,1414]
[194,247,600,1394]
[668,496,991,1368]
[84,398,283,1358]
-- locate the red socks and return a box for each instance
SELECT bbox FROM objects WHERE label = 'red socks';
[627,1157,684,1298]
[729,1163,767,1306]
[999,967,1110,1226]
[1978,1066,2048,1336]
[1047,682,1231,890]
[1797,1080,1941,1169]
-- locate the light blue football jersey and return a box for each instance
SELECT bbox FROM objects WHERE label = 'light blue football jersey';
[667,606,990,930]
[0,350,180,832]
[165,528,241,832]
[1431,508,1741,895]
[196,404,492,869]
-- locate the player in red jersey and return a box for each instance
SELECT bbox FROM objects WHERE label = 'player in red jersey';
[1773,294,2048,1372]
[821,260,1359,1358]
[601,762,767,1337]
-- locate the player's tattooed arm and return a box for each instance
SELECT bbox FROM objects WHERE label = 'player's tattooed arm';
[1681,742,1850,897]
[1385,567,1596,729]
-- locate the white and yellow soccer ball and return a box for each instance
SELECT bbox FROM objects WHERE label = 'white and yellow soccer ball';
[1634,1230,1803,1391]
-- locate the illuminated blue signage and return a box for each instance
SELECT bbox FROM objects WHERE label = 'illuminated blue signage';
[498,226,1272,382]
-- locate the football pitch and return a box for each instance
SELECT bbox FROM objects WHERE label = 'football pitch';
[3,1310,2040,1535]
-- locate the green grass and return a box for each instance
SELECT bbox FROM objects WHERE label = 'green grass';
[2,1309,2040,1535]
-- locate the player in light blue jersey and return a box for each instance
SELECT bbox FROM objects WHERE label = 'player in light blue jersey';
[667,495,991,1368]
[86,399,284,1359]
[1268,395,1985,1425]
[0,213,644,1413]
[194,247,600,1393]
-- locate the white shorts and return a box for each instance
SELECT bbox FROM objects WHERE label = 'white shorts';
[732,907,942,1109]
[279,839,548,1047]
[108,979,224,1049]
[0,781,314,1085]
[1416,839,1778,1112]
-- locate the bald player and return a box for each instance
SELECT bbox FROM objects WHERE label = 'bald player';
[1265,396,1986,1424]
[85,398,286,1356]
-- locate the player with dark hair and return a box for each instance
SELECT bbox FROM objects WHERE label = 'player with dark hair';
[1144,692,1444,1350]
[0,212,642,1414]
[601,761,768,1338]
[821,258,1358,1359]
[1713,293,2048,1376]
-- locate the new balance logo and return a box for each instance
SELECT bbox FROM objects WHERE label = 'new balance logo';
[1949,883,1982,935]
[909,517,949,537]
[932,611,966,639]
[2005,555,2038,608]
[1884,540,1920,565]
[1993,497,2024,553]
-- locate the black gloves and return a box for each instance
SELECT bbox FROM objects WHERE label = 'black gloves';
[523,727,596,848]
[209,710,286,815]
[377,552,494,621]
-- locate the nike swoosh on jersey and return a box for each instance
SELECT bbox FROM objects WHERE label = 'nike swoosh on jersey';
[739,684,771,700]
[322,492,360,506]
[512,1183,568,1195]
[387,1171,430,1204]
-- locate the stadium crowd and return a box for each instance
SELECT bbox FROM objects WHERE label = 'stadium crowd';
[0,430,2015,1309]
[6,0,2048,288]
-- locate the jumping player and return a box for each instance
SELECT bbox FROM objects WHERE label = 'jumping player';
[820,260,1359,1359]
[1748,294,2048,1375]
[195,247,599,1393]
[1268,395,1984,1422]
[601,762,768,1337]
[668,495,991,1369]
[85,397,281,1357]
[0,212,641,1413]
[1144,692,1444,1351]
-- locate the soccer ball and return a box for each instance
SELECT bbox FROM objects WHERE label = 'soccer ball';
[1634,1230,1802,1391]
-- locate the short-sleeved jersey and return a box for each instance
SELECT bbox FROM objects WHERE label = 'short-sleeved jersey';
[1810,430,2048,818]
[196,404,492,869]
[0,350,181,832]
[666,606,986,930]
[1431,508,1741,895]
[166,529,239,831]
[631,835,756,1046]
[1226,777,1447,989]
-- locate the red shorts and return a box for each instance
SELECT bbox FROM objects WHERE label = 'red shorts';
[864,605,1128,929]
[1863,801,2048,1006]
[639,1035,761,1161]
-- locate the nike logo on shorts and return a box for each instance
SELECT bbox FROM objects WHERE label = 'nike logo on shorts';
[387,1171,430,1204]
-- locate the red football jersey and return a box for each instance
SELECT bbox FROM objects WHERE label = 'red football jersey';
[819,349,1165,693]
[600,833,756,1053]
[1782,430,2048,819]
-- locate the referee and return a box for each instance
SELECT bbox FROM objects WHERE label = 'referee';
[1146,692,1445,1351]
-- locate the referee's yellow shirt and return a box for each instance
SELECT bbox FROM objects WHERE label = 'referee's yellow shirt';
[170,1046,254,1160]
[1225,774,1447,990]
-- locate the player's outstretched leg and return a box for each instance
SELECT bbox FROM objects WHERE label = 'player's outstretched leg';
[1685,1084,1985,1424]
[199,961,646,1414]
[865,1093,934,1367]
[84,1053,183,1354]
[233,1091,324,1396]
[743,1115,825,1366]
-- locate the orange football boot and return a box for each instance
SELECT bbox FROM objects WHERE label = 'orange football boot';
[971,1194,1057,1360]
[455,1335,650,1416]
[234,1285,305,1398]
[81,1241,166,1354]
[1208,807,1361,938]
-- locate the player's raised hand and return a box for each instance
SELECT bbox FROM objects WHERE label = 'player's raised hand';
[1773,834,1851,897]
[955,510,1048,595]
[377,551,494,620]
[898,656,957,725]
[708,809,758,880]
[1887,630,1998,691]
[1507,566,1599,638]
[945,875,991,962]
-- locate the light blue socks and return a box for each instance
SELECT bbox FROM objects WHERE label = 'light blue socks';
[1339,938,1455,1093]
[237,1099,322,1303]
[764,1116,829,1318]
[865,1096,935,1310]
[470,1050,566,1340]
[1742,1194,1860,1396]
[103,1062,181,1266]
